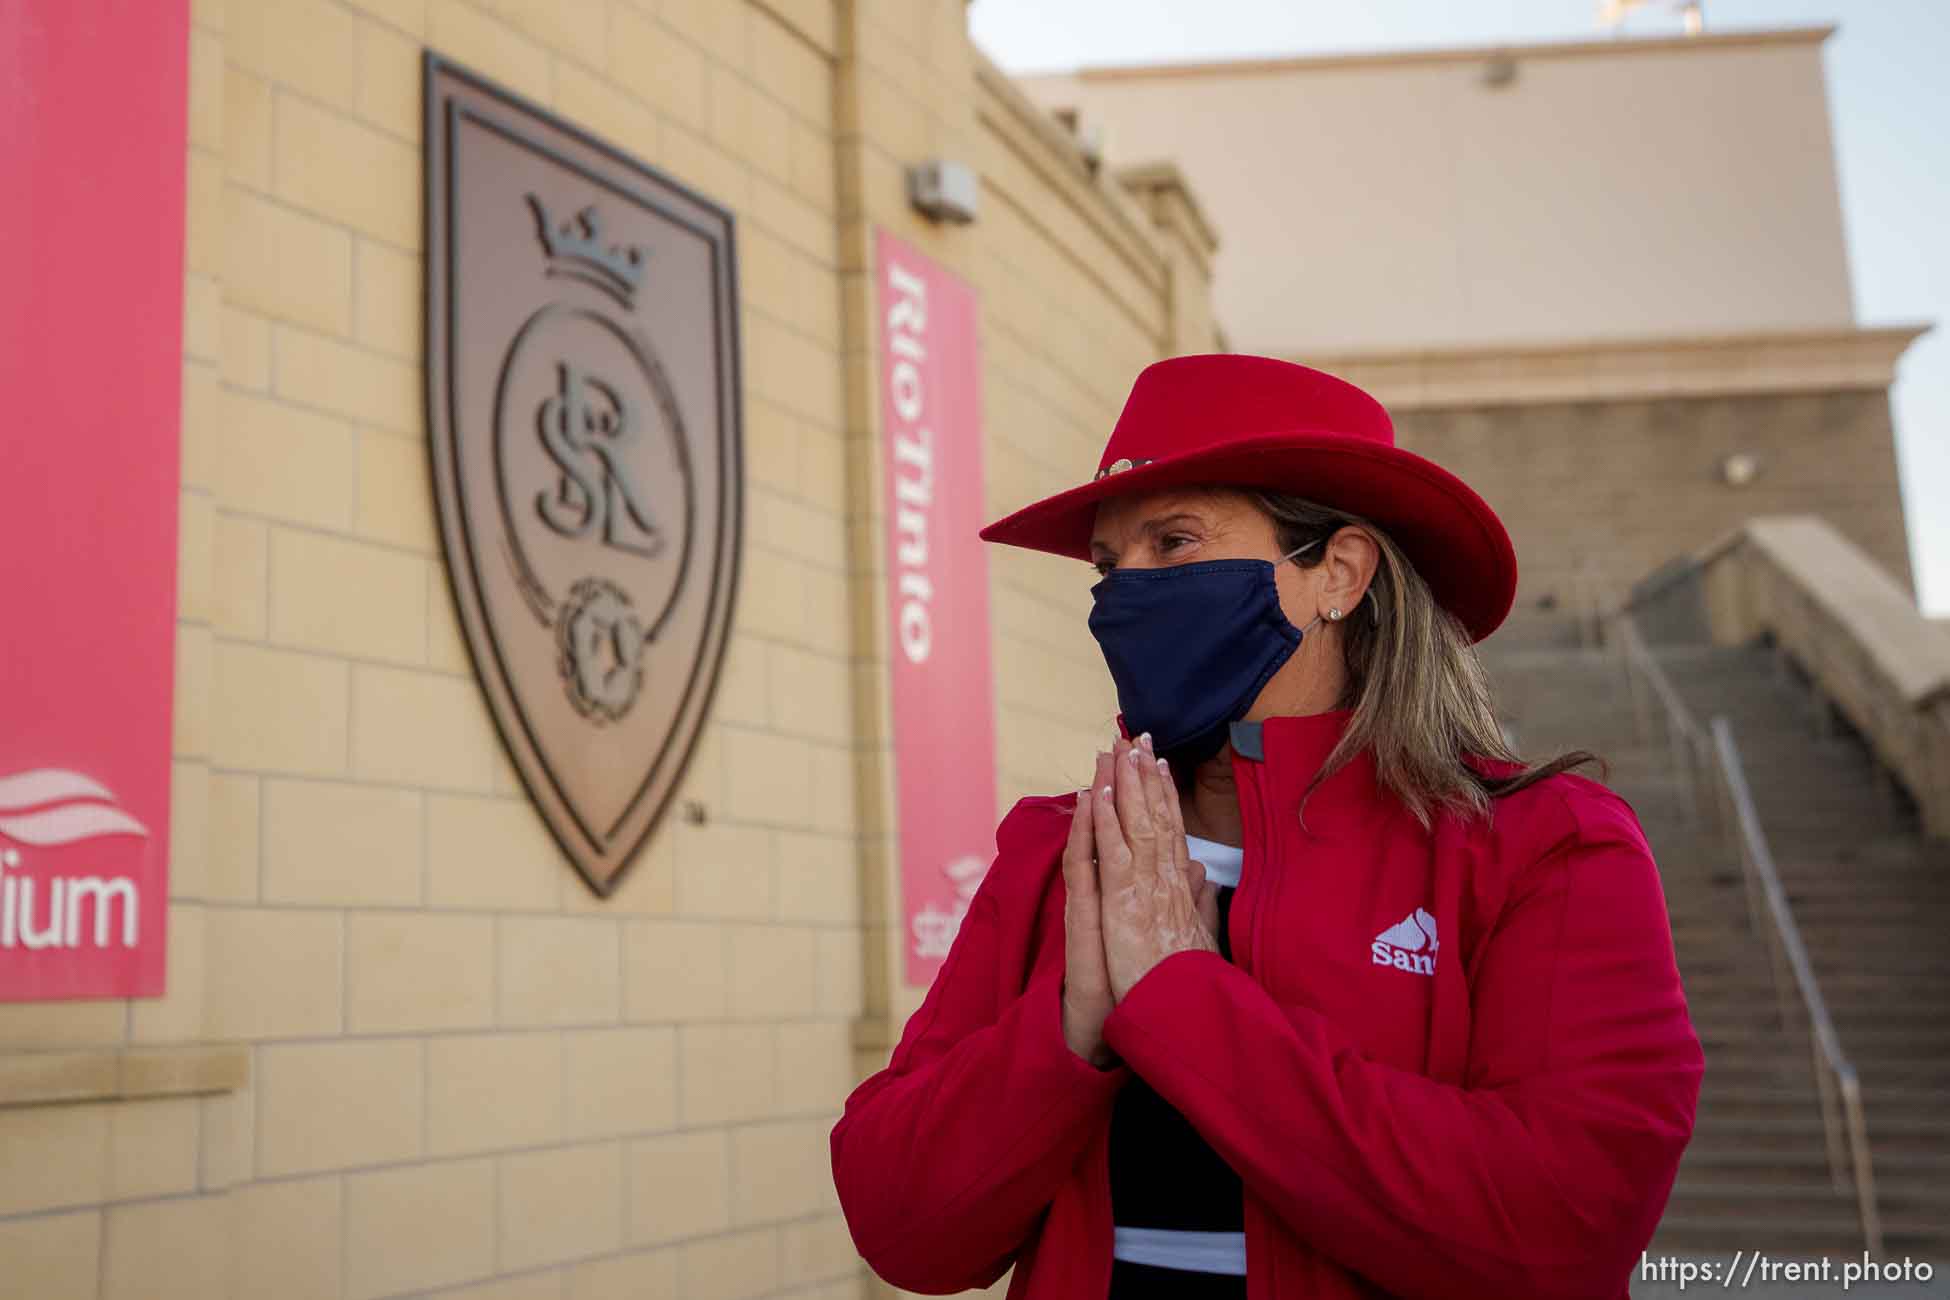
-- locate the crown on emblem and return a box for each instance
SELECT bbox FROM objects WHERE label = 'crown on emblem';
[527,195,646,302]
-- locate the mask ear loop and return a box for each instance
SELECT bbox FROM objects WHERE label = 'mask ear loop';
[1277,537,1322,566]
[1279,539,1325,641]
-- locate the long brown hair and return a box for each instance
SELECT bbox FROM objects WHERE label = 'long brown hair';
[1238,487,1603,830]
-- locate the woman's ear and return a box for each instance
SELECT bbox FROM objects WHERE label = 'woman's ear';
[1319,526,1380,618]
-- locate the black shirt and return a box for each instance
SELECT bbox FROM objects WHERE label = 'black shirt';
[1106,884,1248,1296]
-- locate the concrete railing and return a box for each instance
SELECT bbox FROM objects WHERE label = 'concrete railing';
[1627,515,1950,840]
[1612,613,1883,1253]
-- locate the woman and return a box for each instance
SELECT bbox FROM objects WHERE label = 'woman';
[830,354,1702,1299]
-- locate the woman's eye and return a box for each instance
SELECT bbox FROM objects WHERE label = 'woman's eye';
[1160,534,1193,554]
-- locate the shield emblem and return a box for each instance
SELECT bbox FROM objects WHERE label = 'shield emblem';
[424,55,742,896]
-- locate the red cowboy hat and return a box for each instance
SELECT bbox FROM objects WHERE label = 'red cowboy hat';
[977,353,1517,642]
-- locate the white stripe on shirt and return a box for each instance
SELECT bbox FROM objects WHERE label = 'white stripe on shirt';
[1184,833,1243,888]
[1113,1227,1248,1276]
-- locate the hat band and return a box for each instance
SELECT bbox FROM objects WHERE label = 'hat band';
[1093,456,1156,481]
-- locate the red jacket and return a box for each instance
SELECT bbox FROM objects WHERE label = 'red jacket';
[830,709,1703,1299]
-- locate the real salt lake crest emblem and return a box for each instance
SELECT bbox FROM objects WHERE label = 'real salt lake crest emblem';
[425,56,742,897]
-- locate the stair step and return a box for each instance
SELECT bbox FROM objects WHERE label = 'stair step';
[1650,1214,1949,1255]
[1675,954,1950,977]
[1681,1148,1950,1185]
[1648,1212,1863,1252]
[1721,939,1950,956]
[1645,841,1948,866]
[1686,1002,1950,1027]
[1700,1083,1950,1114]
[1674,844,1949,868]
[1645,1216,1950,1255]
[1669,947,1950,966]
[1785,903,1950,921]
[1665,1183,1950,1218]
[1694,1107,1950,1131]
[1678,957,1950,979]
[1686,982,1950,1000]
[1699,1029,1950,1053]
[1697,1097,1949,1125]
[1672,922,1950,942]
[1680,978,1950,1000]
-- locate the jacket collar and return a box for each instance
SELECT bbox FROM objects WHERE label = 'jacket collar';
[1235,708,1383,821]
[1235,707,1355,771]
[1116,708,1378,803]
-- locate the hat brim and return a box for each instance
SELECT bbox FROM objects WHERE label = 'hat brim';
[977,430,1517,643]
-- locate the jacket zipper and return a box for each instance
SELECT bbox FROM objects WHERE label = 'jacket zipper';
[1230,747,1269,977]
[1229,744,1274,1298]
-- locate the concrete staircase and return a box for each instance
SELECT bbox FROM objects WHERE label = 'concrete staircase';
[1481,631,1950,1260]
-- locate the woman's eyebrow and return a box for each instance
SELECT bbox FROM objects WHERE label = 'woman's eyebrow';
[1089,513,1206,559]
[1142,513,1205,534]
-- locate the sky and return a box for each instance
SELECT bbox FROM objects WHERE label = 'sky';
[969,0,1950,615]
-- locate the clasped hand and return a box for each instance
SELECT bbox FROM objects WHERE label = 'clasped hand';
[1060,733,1222,1068]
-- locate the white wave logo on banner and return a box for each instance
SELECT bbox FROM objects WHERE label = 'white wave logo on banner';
[0,769,149,845]
[0,768,148,951]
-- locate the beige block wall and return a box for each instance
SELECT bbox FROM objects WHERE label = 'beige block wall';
[0,0,1214,1296]
[1395,387,1917,615]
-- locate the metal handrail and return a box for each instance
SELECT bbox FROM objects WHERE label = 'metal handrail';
[1610,613,1883,1254]
[1568,558,1609,649]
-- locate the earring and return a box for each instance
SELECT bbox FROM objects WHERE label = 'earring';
[1327,607,1343,621]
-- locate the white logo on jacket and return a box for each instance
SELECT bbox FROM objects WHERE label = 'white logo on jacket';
[1371,908,1438,976]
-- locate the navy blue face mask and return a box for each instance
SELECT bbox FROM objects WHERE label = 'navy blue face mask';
[1087,538,1323,769]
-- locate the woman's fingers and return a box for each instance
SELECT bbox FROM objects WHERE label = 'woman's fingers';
[1157,751,1188,842]
[1067,747,1119,906]
[1133,739,1183,887]
[1062,785,1109,979]
[1153,753,1202,894]
[1133,743,1216,950]
[1092,743,1134,890]
[1061,772,1117,1065]
[1061,784,1096,907]
[1112,736,1158,867]
[1194,865,1221,939]
[1093,746,1118,811]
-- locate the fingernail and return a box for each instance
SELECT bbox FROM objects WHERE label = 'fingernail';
[1100,785,1113,800]
[1125,747,1140,765]
[1156,757,1168,774]
[1137,731,1153,752]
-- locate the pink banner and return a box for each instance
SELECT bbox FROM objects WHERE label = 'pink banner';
[876,229,999,988]
[0,0,190,999]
